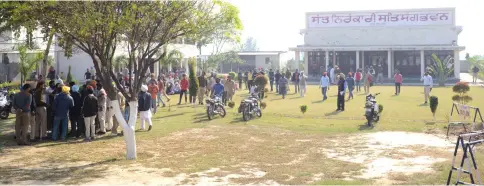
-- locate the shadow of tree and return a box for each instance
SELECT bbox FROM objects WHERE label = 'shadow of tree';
[0,158,118,185]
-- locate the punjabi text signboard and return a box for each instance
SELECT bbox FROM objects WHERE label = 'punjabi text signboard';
[307,9,454,28]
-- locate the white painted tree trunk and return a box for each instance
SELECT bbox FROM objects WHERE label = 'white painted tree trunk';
[111,100,138,160]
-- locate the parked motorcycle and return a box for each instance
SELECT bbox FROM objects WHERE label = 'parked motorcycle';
[0,89,13,119]
[238,93,262,121]
[364,93,380,126]
[206,95,226,120]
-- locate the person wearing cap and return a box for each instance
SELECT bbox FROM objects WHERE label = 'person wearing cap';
[69,84,83,138]
[52,86,74,141]
[138,85,153,131]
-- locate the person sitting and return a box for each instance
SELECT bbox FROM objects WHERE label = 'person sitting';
[173,82,181,94]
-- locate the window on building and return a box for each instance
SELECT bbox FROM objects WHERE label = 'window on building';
[265,57,270,64]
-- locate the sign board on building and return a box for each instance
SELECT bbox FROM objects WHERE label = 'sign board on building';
[307,8,454,28]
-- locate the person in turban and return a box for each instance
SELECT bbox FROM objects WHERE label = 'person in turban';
[138,84,153,131]
[52,86,74,141]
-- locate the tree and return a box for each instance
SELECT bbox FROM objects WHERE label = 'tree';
[188,58,199,103]
[17,45,43,84]
[159,46,183,71]
[9,1,242,160]
[427,54,454,86]
[241,37,259,51]
[205,50,243,72]
[113,55,129,72]
[66,65,76,84]
[466,55,484,77]
[285,59,296,70]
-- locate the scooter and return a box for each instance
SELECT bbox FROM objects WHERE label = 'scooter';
[364,93,380,127]
[0,89,13,119]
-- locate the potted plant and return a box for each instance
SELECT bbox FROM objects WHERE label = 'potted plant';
[300,105,308,114]
[452,82,472,104]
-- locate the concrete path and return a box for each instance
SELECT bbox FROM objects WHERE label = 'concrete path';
[459,73,483,84]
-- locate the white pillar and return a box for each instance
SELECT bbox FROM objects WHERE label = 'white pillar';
[387,50,392,78]
[420,50,425,77]
[304,51,309,72]
[454,50,460,79]
[154,62,159,77]
[356,51,360,71]
[362,51,365,71]
[185,59,189,73]
[295,51,300,70]
[325,51,329,70]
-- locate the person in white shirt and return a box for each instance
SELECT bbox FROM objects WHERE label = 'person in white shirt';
[421,72,433,104]
[320,72,330,100]
[329,67,335,84]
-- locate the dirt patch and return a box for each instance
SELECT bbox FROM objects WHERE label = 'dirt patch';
[0,127,454,185]
[320,131,453,181]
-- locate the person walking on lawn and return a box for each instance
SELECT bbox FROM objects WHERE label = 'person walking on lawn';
[13,84,33,145]
[421,72,433,104]
[157,76,170,107]
[139,85,153,131]
[82,86,98,141]
[337,74,347,111]
[355,69,362,92]
[292,69,300,93]
[269,69,275,92]
[394,70,403,95]
[320,72,330,100]
[178,74,189,105]
[238,71,243,90]
[52,86,74,141]
[363,70,373,94]
[198,72,208,105]
[247,71,253,91]
[346,72,355,100]
[275,70,281,93]
[472,66,480,84]
[279,75,289,99]
[148,81,159,113]
[299,71,308,97]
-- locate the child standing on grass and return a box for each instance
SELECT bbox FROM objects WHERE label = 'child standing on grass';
[394,70,403,95]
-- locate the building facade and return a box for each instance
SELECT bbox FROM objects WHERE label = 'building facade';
[290,8,465,78]
[214,51,289,73]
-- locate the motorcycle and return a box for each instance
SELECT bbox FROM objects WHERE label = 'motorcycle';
[0,89,13,119]
[364,93,380,126]
[238,93,262,121]
[206,95,226,120]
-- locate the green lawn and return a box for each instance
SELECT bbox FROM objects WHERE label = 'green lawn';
[1,84,484,185]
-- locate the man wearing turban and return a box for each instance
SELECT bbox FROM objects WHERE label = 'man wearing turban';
[52,86,74,141]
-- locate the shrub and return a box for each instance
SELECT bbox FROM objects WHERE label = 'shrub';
[228,101,235,108]
[228,72,237,79]
[254,74,268,92]
[452,82,472,104]
[188,58,199,96]
[300,105,308,114]
[66,65,76,83]
[430,96,439,119]
[378,104,383,113]
[260,102,267,109]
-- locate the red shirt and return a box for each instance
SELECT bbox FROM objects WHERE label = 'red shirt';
[180,79,189,90]
[394,74,403,83]
[355,72,362,81]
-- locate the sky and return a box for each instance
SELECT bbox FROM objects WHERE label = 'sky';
[222,0,483,58]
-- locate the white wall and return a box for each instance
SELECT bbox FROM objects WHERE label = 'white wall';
[56,50,94,82]
[254,54,280,70]
[304,25,459,46]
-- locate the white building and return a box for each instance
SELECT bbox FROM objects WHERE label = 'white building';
[290,7,465,78]
[202,51,290,73]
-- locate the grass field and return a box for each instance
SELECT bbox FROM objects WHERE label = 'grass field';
[1,84,484,185]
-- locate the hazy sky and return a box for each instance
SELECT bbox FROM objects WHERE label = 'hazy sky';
[226,0,483,58]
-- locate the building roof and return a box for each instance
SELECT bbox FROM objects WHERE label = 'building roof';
[237,51,287,55]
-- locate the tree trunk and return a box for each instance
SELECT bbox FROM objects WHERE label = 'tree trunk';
[42,31,55,77]
[110,100,138,160]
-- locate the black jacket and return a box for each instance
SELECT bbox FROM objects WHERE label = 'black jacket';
[198,76,208,88]
[70,91,82,119]
[275,72,281,82]
[138,91,151,112]
[82,94,98,117]
[269,71,274,81]
[338,79,346,92]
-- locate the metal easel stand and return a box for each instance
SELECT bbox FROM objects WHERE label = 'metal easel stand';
[447,131,483,185]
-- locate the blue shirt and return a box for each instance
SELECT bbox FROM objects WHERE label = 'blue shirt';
[320,76,330,87]
[212,83,224,97]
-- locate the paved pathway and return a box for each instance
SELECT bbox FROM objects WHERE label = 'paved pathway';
[459,73,483,85]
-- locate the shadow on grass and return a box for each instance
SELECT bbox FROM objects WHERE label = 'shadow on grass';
[418,103,428,107]
[35,135,121,148]
[325,110,341,116]
[158,113,185,119]
[229,117,247,124]
[359,124,374,130]
[289,96,302,99]
[0,158,118,185]
[312,100,325,104]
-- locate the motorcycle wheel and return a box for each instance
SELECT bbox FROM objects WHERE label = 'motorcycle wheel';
[217,105,226,118]
[0,110,8,119]
[255,108,262,118]
[242,106,250,121]
[207,106,214,120]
